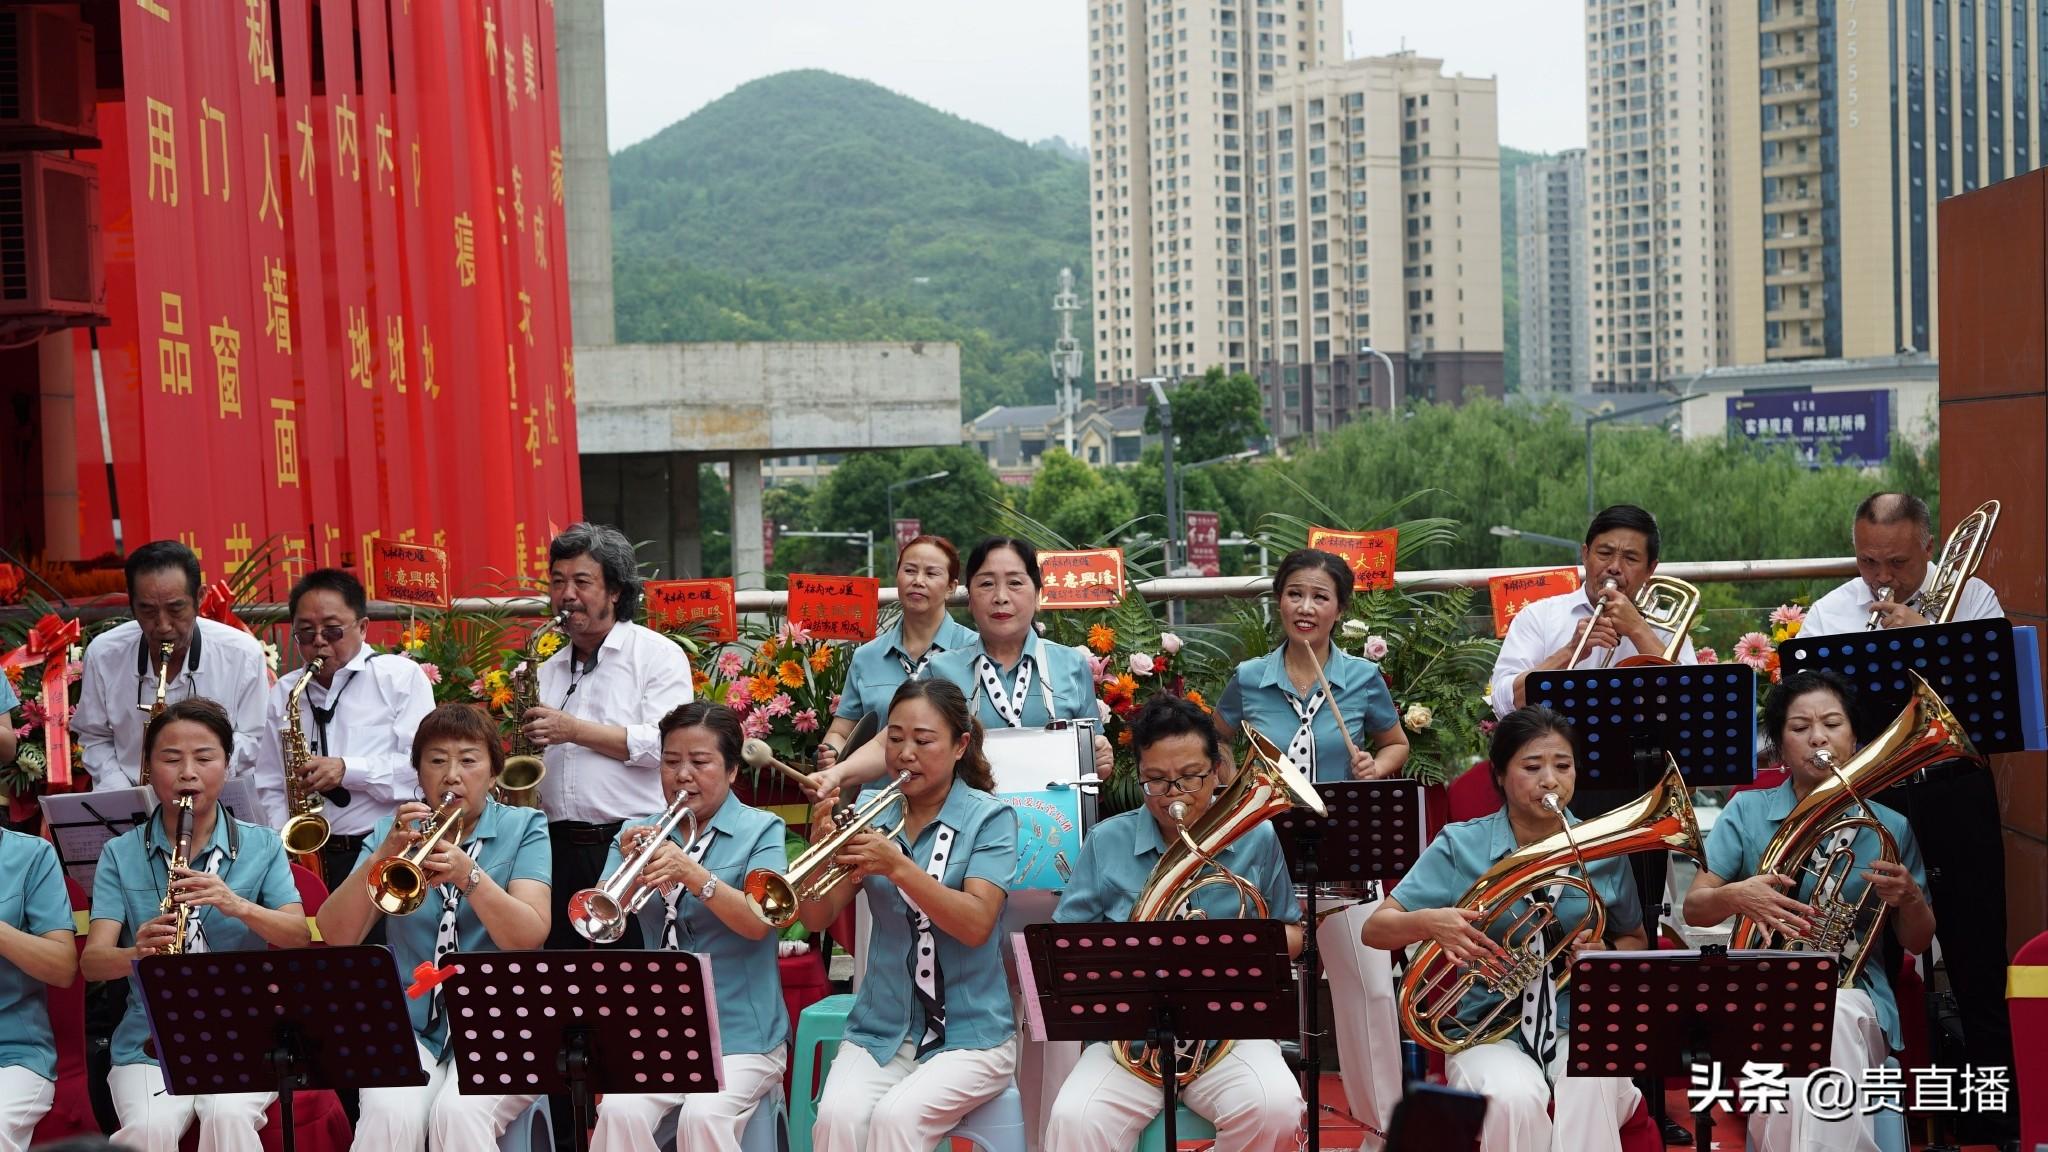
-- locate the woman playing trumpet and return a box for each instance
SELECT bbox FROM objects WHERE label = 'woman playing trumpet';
[84,698,311,1152]
[318,703,550,1152]
[589,703,789,1152]
[1362,707,1646,1152]
[802,679,1018,1152]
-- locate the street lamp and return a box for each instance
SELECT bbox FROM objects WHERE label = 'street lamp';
[1583,392,1711,516]
[1358,343,1396,412]
[886,470,952,545]
[1489,525,1580,552]
[1142,376,1185,624]
[777,526,877,576]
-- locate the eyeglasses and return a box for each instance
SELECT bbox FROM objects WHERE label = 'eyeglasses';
[292,625,355,643]
[1139,769,1215,796]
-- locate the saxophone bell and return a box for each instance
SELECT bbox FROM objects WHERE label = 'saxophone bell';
[499,611,571,800]
[280,657,331,856]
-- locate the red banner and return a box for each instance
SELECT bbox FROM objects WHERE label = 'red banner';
[370,537,452,609]
[1037,548,1127,610]
[1307,527,1398,591]
[893,519,922,553]
[1185,511,1221,578]
[1487,567,1584,639]
[788,574,881,642]
[644,579,738,643]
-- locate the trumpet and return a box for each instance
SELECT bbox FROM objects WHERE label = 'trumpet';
[279,658,330,855]
[139,642,174,786]
[159,793,197,955]
[500,610,571,799]
[367,791,465,916]
[744,772,909,929]
[569,792,701,944]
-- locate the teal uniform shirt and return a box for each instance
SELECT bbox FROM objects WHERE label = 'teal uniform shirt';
[835,615,980,722]
[0,829,72,1080]
[1218,646,1399,782]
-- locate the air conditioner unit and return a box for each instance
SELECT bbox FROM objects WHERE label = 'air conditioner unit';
[0,7,96,147]
[0,151,104,319]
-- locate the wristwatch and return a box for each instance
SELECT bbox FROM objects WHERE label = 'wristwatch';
[461,867,483,896]
[697,876,719,902]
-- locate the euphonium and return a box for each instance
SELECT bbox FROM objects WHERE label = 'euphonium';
[1109,723,1326,1088]
[139,642,174,786]
[368,791,465,916]
[744,772,910,929]
[1729,671,1977,984]
[1398,758,1703,1054]
[500,611,571,799]
[279,657,330,855]
[569,792,700,944]
[160,793,197,955]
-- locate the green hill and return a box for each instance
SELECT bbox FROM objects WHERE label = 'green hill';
[610,70,1089,413]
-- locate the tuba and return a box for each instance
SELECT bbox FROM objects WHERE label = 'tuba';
[1567,576,1701,668]
[744,772,910,929]
[499,610,570,801]
[1398,759,1702,1054]
[1729,671,1977,984]
[1109,724,1326,1088]
[139,642,174,786]
[279,658,330,855]
[367,791,465,916]
[570,792,700,944]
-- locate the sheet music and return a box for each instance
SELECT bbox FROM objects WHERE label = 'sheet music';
[39,778,266,892]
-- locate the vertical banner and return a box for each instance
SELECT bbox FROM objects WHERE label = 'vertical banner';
[356,0,422,542]
[389,0,446,553]
[320,0,385,564]
[1184,511,1221,577]
[893,519,922,553]
[526,0,579,523]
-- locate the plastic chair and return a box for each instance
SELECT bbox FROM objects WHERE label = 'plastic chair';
[1133,1102,1216,1152]
[788,993,855,1152]
[653,1087,786,1152]
[497,1095,554,1152]
[945,1084,1025,1152]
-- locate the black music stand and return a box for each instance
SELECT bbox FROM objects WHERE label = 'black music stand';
[1016,919,1296,1149]
[1272,779,1426,1150]
[1782,618,2029,754]
[138,946,428,1152]
[444,951,723,1152]
[1567,946,1839,1151]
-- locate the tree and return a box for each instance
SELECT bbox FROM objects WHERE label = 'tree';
[1024,449,1137,546]
[1145,367,1270,465]
[806,446,1009,569]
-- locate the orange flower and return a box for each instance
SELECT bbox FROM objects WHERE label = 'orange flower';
[489,687,514,712]
[750,675,779,703]
[1116,728,1133,746]
[692,668,711,693]
[1113,673,1139,698]
[759,637,782,663]
[808,647,833,674]
[1087,624,1117,654]
[778,660,805,689]
[1185,689,1211,714]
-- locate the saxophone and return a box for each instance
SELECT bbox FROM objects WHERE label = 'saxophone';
[160,794,196,955]
[279,658,330,855]
[499,610,570,800]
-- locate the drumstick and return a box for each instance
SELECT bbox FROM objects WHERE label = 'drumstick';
[740,739,817,791]
[1299,638,1365,764]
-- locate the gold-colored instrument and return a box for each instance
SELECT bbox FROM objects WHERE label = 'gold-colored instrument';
[1109,724,1326,1088]
[569,792,701,944]
[1917,499,1999,625]
[744,772,910,929]
[1565,575,1701,669]
[499,610,571,801]
[279,657,330,855]
[1729,672,1976,984]
[368,791,465,916]
[160,793,197,956]
[139,641,175,786]
[1398,759,1703,1054]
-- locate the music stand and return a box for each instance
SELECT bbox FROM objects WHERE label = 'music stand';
[1015,919,1296,1150]
[1567,946,1840,1150]
[1782,619,2032,754]
[1272,779,1426,1150]
[137,945,428,1152]
[444,951,724,1152]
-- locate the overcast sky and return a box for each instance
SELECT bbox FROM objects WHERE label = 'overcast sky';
[601,1,1588,156]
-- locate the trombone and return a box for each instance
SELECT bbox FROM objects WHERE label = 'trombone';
[1564,575,1700,668]
[744,772,910,929]
[367,791,465,916]
[1865,499,2000,629]
[569,791,701,944]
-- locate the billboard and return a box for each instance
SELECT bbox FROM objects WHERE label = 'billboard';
[1727,389,1891,466]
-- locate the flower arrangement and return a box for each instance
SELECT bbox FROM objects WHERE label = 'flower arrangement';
[386,609,515,706]
[0,643,85,813]
[1728,603,1806,685]
[691,618,851,787]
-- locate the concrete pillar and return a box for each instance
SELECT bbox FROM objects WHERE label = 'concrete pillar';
[670,452,702,578]
[39,333,80,558]
[729,453,764,588]
[553,0,616,347]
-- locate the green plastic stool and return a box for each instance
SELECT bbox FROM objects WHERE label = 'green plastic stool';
[1134,1104,1215,1152]
[788,993,857,1152]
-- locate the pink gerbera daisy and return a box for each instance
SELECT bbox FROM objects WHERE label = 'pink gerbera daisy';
[793,708,820,733]
[716,650,746,679]
[1732,631,1774,669]
[764,693,794,718]
[1768,603,1806,629]
[1693,647,1720,665]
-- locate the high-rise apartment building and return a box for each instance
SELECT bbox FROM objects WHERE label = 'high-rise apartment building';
[1584,0,1724,391]
[1723,0,2048,362]
[1517,149,1591,391]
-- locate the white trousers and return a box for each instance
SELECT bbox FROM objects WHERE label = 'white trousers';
[1320,899,1402,1150]
[109,1061,273,1152]
[1044,1037,1302,1152]
[0,1065,55,1152]
[1444,1039,1639,1152]
[1749,989,1885,1152]
[590,1049,787,1152]
[351,1038,537,1152]
[813,1038,1018,1152]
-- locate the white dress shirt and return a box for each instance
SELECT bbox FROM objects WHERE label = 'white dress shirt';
[72,618,270,791]
[252,648,437,835]
[1487,587,1699,718]
[535,620,695,823]
[1800,571,2004,638]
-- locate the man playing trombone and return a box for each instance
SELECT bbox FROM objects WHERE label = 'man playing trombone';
[1488,504,1697,716]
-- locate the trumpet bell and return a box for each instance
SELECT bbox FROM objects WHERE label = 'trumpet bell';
[567,888,630,944]
[281,811,331,856]
[369,857,429,916]
[743,870,801,930]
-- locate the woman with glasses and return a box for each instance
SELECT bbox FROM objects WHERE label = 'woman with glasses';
[1044,693,1303,1150]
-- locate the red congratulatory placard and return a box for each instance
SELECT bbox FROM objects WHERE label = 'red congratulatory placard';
[1036,548,1127,609]
[1487,567,1584,638]
[369,537,450,608]
[644,579,738,643]
[1306,526,1398,591]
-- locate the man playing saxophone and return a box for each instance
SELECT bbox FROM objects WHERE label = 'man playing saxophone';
[1043,693,1304,1152]
[255,569,435,892]
[1363,708,1646,1152]
[1683,669,1933,1152]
